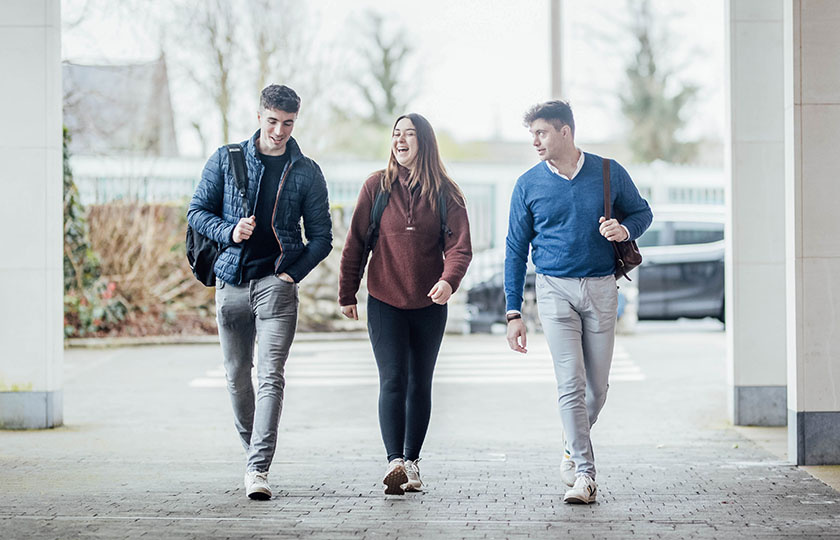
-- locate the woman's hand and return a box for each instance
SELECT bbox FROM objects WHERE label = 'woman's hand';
[341,305,358,320]
[427,280,453,305]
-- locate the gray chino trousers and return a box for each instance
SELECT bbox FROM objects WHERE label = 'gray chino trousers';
[215,274,298,473]
[536,273,618,480]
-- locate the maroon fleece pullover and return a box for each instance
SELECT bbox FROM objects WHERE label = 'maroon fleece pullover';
[339,168,472,310]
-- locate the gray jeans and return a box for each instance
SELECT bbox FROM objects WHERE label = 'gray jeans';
[215,274,299,472]
[536,273,618,479]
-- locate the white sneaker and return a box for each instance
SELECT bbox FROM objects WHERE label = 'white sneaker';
[383,458,408,495]
[244,470,272,500]
[402,458,423,492]
[560,457,576,487]
[563,475,597,504]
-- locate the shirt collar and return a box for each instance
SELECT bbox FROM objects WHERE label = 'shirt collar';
[546,149,585,180]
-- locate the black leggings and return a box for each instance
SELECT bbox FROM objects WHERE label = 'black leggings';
[367,295,447,462]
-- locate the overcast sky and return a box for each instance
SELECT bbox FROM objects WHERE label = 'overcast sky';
[62,0,724,153]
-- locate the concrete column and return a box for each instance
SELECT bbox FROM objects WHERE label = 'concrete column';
[785,0,840,465]
[0,0,63,428]
[724,0,787,426]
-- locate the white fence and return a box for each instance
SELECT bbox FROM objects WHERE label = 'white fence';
[69,155,724,262]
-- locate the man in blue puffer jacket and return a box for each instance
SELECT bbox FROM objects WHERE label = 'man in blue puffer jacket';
[187,85,332,500]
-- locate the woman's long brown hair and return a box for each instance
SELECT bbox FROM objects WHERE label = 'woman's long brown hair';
[379,113,466,213]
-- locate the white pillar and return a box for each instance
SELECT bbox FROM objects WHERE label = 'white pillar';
[785,0,840,465]
[725,0,787,426]
[0,0,63,428]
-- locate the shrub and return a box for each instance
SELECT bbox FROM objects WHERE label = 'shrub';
[63,127,127,337]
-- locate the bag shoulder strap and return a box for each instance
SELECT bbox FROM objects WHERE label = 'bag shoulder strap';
[370,188,390,232]
[438,188,452,250]
[602,158,611,221]
[358,184,389,280]
[225,143,250,215]
[363,184,389,255]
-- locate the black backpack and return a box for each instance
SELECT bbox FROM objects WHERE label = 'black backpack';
[186,144,250,286]
[358,185,452,279]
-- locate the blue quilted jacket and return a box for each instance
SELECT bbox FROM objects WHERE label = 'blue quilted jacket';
[187,131,332,285]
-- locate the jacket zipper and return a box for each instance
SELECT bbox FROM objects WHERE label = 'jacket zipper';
[270,160,293,270]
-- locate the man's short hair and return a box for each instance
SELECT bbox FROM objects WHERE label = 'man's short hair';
[523,100,575,135]
[260,84,301,114]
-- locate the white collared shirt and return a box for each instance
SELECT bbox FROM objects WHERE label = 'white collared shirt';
[546,148,585,180]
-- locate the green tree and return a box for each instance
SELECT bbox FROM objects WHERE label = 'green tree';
[619,0,698,163]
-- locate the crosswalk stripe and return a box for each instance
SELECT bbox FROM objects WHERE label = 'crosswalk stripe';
[189,344,645,387]
[189,373,646,388]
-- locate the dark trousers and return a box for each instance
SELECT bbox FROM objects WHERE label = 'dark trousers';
[367,295,447,462]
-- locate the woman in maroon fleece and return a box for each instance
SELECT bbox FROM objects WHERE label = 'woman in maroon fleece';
[338,113,472,495]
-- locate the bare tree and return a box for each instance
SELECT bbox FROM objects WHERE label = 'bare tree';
[167,0,238,143]
[247,0,307,93]
[204,0,236,142]
[351,11,416,127]
[243,1,336,151]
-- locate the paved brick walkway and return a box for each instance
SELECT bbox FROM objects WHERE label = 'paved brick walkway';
[1,325,838,539]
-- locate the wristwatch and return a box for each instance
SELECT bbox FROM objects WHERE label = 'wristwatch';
[506,312,522,322]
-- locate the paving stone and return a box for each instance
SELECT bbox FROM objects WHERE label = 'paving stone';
[1,330,838,539]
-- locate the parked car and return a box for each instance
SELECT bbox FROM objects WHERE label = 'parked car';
[465,205,724,333]
[635,206,724,322]
[465,269,627,334]
[465,270,532,334]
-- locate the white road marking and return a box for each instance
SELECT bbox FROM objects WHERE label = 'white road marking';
[189,344,645,387]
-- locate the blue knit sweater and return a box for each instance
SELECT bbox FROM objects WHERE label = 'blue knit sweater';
[504,153,653,312]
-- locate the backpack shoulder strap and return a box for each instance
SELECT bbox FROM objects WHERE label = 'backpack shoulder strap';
[359,184,390,280]
[225,143,250,215]
[438,188,452,250]
[370,188,390,233]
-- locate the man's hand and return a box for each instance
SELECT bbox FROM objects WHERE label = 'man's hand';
[506,318,528,353]
[598,217,629,242]
[427,280,453,305]
[277,272,294,283]
[232,215,256,243]
[340,305,358,320]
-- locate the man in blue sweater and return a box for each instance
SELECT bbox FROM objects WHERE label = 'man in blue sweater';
[504,100,652,504]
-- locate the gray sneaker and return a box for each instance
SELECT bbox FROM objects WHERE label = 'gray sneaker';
[244,470,272,500]
[383,458,408,495]
[402,458,423,492]
[563,475,597,504]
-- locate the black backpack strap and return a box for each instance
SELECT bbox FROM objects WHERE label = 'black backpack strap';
[359,187,390,280]
[369,189,390,249]
[225,143,250,216]
[439,188,452,250]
